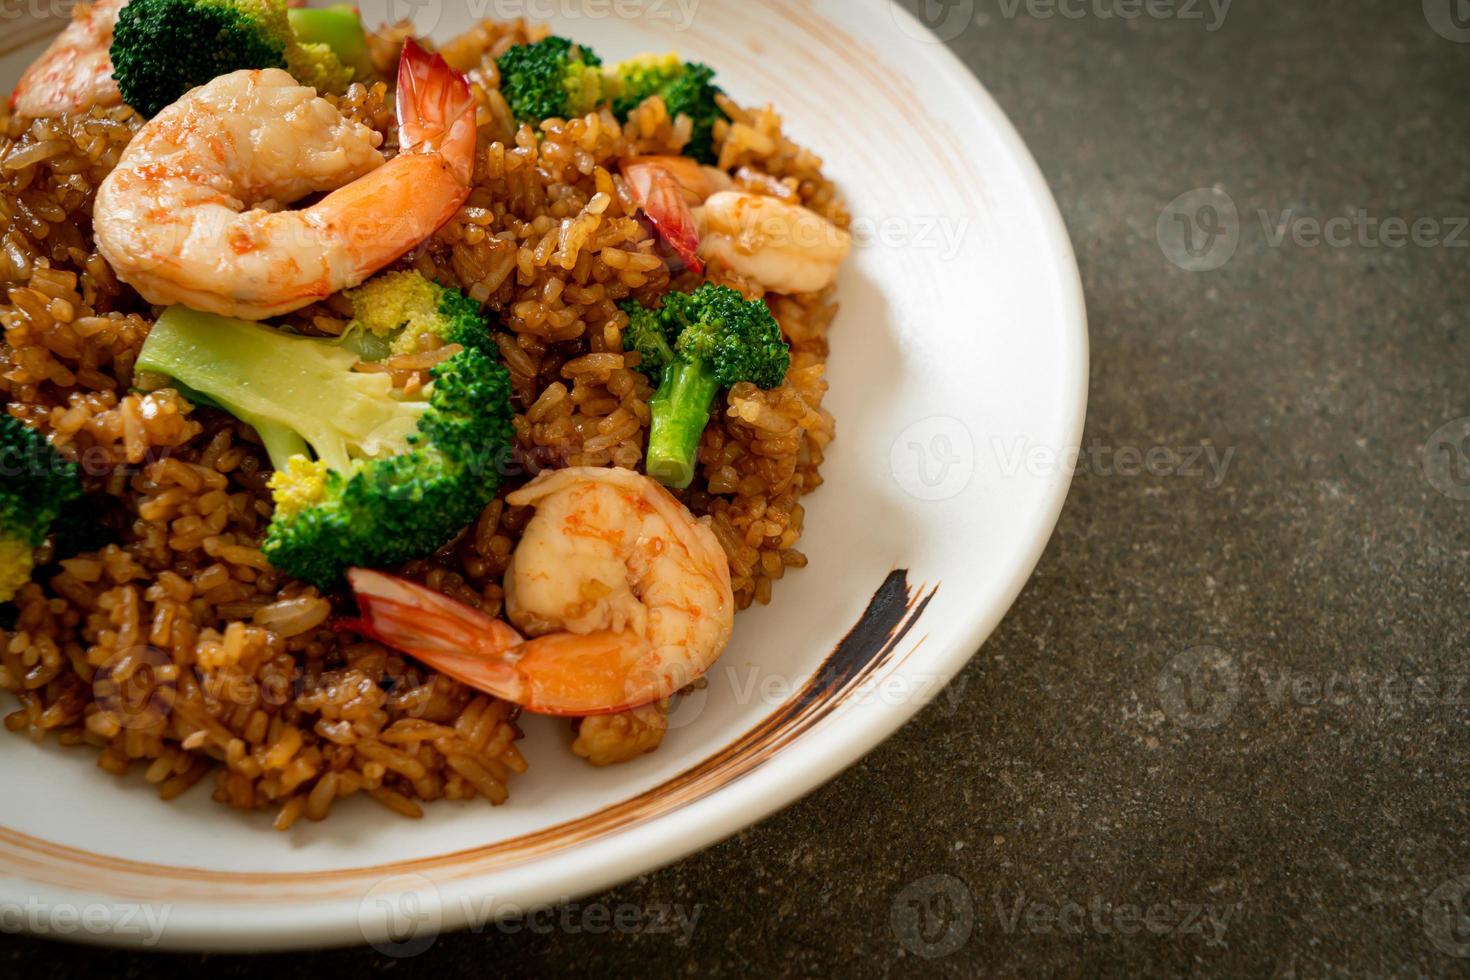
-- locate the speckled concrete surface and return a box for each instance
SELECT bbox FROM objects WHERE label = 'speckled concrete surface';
[8,1,1470,975]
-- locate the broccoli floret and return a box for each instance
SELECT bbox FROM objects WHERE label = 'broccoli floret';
[495,40,727,159]
[622,296,676,376]
[288,5,373,80]
[611,55,726,163]
[134,285,513,589]
[609,53,682,116]
[112,0,365,118]
[0,415,81,602]
[621,284,790,489]
[346,271,490,357]
[283,40,356,99]
[496,35,606,124]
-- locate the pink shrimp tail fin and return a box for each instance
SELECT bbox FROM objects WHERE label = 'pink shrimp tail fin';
[396,38,477,185]
[341,568,528,703]
[339,570,671,718]
[624,164,704,276]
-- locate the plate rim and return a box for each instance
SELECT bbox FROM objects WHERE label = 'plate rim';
[0,0,1089,951]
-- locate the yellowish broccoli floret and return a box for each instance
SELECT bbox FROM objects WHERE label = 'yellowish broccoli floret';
[285,41,356,97]
[268,456,330,519]
[0,414,80,603]
[347,271,492,357]
[606,52,682,108]
[0,539,34,604]
[564,60,608,117]
[348,271,445,355]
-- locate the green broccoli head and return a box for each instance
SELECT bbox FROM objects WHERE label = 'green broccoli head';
[134,286,514,590]
[262,345,514,589]
[496,35,606,124]
[0,415,81,602]
[611,55,725,163]
[610,52,683,116]
[112,0,364,118]
[663,284,789,389]
[621,296,676,376]
[622,284,789,488]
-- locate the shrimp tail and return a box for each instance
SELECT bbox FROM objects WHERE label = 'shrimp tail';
[342,568,530,703]
[342,568,673,718]
[396,38,476,185]
[624,163,704,276]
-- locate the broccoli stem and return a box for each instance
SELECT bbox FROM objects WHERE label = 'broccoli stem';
[253,422,311,472]
[645,360,721,490]
[134,307,424,474]
[287,5,371,79]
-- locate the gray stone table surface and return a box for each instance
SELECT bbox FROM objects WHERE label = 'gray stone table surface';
[8,0,1470,976]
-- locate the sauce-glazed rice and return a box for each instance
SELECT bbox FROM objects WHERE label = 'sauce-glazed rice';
[0,19,847,827]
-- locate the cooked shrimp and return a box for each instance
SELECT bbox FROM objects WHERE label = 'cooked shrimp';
[623,155,732,206]
[697,190,851,294]
[92,39,476,321]
[9,0,127,119]
[345,467,736,717]
[620,157,716,275]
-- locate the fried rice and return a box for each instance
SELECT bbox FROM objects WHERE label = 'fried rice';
[0,18,847,827]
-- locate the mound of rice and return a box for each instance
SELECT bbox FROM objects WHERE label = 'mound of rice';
[0,19,847,827]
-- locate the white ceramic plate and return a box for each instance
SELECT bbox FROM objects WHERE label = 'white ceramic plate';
[0,0,1086,951]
